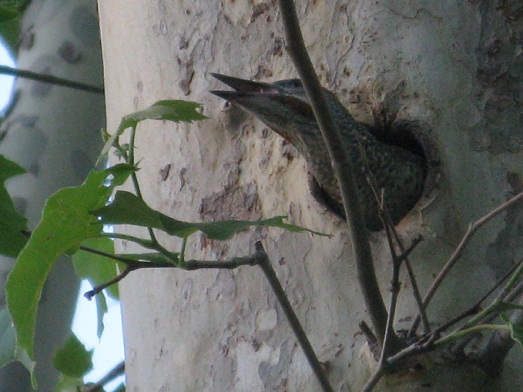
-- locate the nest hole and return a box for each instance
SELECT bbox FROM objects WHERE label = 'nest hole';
[371,118,441,199]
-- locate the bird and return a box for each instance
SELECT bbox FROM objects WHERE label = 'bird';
[210,73,425,231]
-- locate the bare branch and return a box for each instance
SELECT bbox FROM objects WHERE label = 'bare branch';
[277,0,390,347]
[81,240,333,391]
[256,241,334,392]
[361,365,386,392]
[0,65,104,94]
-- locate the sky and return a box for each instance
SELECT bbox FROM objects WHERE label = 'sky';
[0,42,14,110]
[72,282,125,389]
[0,42,125,390]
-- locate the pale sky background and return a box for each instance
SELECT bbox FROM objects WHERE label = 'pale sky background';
[0,41,125,390]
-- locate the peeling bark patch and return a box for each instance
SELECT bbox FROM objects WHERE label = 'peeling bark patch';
[179,167,187,190]
[272,37,284,57]
[199,183,261,221]
[255,308,278,330]
[210,357,235,389]
[207,271,237,302]
[159,19,168,35]
[258,339,296,390]
[251,3,271,23]
[179,60,194,96]
[180,277,193,313]
[159,164,171,181]
[58,41,82,64]
[178,33,189,50]
[19,29,34,50]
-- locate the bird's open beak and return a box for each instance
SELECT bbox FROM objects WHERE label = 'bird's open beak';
[210,73,315,128]
[210,73,279,100]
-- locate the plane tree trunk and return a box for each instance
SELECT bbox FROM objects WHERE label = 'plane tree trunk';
[99,1,523,390]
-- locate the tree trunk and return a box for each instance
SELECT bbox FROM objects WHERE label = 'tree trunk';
[0,0,104,390]
[99,1,523,390]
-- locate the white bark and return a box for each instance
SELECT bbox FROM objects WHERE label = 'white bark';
[0,0,104,389]
[99,1,523,390]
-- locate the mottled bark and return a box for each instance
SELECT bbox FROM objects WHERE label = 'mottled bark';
[99,1,523,390]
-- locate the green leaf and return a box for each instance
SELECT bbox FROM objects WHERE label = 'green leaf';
[99,100,206,161]
[509,320,523,348]
[94,190,327,240]
[0,0,24,53]
[121,99,207,128]
[53,334,93,378]
[501,313,523,348]
[53,375,84,392]
[0,15,19,54]
[114,383,126,392]
[497,302,523,312]
[93,289,108,339]
[73,237,120,300]
[0,5,18,23]
[6,164,134,361]
[0,154,28,257]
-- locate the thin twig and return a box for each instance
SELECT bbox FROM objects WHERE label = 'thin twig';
[255,241,334,392]
[461,260,523,330]
[0,65,104,94]
[277,0,390,347]
[358,321,379,348]
[433,324,510,347]
[379,221,403,360]
[368,181,426,355]
[81,247,265,299]
[430,257,523,337]
[367,179,429,336]
[388,225,429,334]
[83,361,125,392]
[78,244,141,266]
[409,190,523,336]
[84,266,135,299]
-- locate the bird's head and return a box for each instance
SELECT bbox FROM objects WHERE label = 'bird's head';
[211,73,323,145]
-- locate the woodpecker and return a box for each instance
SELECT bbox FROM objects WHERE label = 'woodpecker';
[211,73,425,231]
